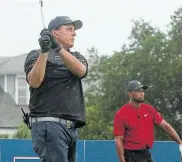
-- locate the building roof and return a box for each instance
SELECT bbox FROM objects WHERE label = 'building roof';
[0,88,29,128]
[0,54,28,75]
[0,57,11,64]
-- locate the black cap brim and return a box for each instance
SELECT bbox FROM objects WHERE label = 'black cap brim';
[65,20,83,30]
[135,85,148,91]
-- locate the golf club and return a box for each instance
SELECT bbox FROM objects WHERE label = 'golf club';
[39,0,46,28]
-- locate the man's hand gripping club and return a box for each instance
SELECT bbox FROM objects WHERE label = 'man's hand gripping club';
[40,29,62,52]
[38,33,52,53]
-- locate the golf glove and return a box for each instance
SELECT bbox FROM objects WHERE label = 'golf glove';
[38,35,52,53]
[40,29,62,52]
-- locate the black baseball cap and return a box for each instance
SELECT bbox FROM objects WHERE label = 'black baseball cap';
[127,80,148,92]
[48,16,83,32]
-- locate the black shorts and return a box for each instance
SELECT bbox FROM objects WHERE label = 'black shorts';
[124,149,154,162]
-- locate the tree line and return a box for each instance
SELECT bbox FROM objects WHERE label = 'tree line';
[79,7,182,141]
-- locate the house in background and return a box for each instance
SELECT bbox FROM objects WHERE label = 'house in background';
[0,53,89,136]
[0,54,30,136]
[0,54,30,105]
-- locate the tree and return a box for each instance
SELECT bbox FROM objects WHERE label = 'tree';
[78,106,113,140]
[83,7,182,140]
[0,134,10,139]
[13,123,31,139]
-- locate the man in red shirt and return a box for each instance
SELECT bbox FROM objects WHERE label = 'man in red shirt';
[113,80,182,162]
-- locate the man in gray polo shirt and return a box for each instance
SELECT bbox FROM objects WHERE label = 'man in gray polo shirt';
[24,16,88,162]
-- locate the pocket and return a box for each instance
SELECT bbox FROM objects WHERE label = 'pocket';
[31,128,39,154]
[31,122,47,156]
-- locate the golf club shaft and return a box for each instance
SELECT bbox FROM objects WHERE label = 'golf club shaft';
[39,0,46,28]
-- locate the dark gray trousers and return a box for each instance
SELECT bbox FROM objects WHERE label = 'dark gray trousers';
[124,149,154,162]
[31,121,78,162]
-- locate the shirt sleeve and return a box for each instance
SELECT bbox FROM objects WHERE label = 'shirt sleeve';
[73,51,88,79]
[24,50,40,83]
[113,112,125,136]
[149,105,164,126]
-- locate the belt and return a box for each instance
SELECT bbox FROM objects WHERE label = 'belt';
[125,149,149,153]
[30,117,75,128]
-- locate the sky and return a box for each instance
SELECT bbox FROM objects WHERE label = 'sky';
[0,0,181,57]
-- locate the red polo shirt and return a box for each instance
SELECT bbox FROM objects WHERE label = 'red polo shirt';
[113,103,163,150]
